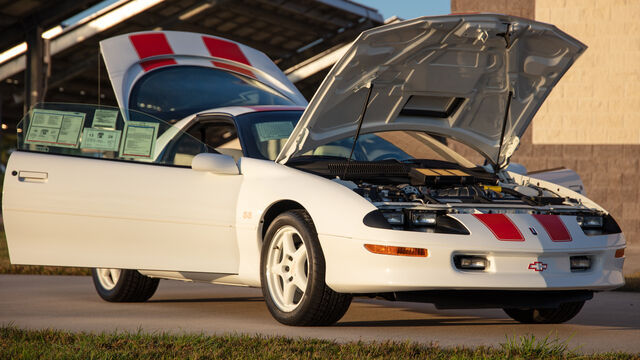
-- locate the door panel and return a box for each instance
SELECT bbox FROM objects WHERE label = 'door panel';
[4,151,240,273]
[4,103,242,274]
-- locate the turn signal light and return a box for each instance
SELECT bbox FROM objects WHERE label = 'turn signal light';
[364,244,428,257]
[615,248,625,258]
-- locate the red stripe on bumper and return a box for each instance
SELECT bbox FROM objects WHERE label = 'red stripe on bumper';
[473,214,524,241]
[203,36,250,66]
[130,33,176,71]
[532,214,572,242]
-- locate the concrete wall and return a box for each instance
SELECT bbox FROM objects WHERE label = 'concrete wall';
[451,0,640,245]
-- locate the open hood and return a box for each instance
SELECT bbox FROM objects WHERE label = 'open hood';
[100,31,306,120]
[276,14,585,167]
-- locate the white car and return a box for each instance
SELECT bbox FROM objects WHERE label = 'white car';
[3,14,625,326]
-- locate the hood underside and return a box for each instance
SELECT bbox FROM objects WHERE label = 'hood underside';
[276,14,586,167]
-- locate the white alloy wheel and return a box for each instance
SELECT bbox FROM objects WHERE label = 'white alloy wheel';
[266,225,309,312]
[96,268,121,290]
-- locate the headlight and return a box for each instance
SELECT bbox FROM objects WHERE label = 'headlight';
[382,211,404,225]
[410,211,436,226]
[576,215,603,228]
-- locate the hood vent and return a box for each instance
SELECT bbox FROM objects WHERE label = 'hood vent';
[400,96,465,118]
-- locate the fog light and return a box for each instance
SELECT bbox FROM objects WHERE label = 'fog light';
[411,212,436,226]
[454,255,488,270]
[382,211,404,225]
[570,256,591,271]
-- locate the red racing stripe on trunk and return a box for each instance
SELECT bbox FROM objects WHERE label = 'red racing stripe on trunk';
[532,214,572,242]
[212,61,255,79]
[202,36,250,66]
[129,33,177,71]
[473,214,524,241]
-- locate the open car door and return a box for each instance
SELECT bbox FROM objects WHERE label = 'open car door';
[3,103,245,273]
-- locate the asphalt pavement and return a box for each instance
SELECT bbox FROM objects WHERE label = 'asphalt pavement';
[1,275,639,354]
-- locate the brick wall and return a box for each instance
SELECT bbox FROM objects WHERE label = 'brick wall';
[450,0,640,245]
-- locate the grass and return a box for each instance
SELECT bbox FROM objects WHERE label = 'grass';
[0,229,90,276]
[0,227,639,291]
[1,326,638,360]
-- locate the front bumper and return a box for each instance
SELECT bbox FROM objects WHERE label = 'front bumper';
[319,214,625,293]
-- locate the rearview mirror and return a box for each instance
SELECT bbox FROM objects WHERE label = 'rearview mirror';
[191,153,239,175]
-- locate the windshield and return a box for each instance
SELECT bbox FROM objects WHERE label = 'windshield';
[130,66,296,123]
[299,131,484,168]
[236,110,485,167]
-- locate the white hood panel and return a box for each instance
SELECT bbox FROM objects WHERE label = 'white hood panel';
[276,14,585,166]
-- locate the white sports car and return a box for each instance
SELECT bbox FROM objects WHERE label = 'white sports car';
[3,14,625,326]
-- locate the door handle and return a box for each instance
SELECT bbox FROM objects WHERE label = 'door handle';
[18,171,48,183]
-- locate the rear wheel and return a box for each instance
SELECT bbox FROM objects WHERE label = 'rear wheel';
[503,301,585,324]
[91,268,159,302]
[261,210,352,326]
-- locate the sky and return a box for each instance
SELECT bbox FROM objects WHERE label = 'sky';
[357,0,451,21]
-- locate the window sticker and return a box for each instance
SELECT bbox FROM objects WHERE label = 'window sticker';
[92,109,119,129]
[255,121,294,142]
[120,121,159,159]
[25,109,85,148]
[81,128,122,151]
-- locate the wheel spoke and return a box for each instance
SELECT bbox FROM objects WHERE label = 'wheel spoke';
[292,246,307,264]
[293,273,307,292]
[271,264,283,276]
[110,269,120,283]
[281,231,296,257]
[282,281,296,305]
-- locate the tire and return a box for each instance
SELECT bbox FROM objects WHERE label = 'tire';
[91,268,159,302]
[503,301,585,324]
[260,209,352,326]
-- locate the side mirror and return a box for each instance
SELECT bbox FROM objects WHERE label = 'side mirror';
[191,153,239,175]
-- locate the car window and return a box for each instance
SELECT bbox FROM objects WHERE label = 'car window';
[161,120,242,165]
[129,66,296,123]
[17,103,214,167]
[235,110,302,160]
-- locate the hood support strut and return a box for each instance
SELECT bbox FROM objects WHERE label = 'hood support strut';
[343,83,374,179]
[495,90,513,172]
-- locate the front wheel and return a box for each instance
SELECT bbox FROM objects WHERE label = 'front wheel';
[91,268,159,302]
[260,210,352,326]
[503,301,585,324]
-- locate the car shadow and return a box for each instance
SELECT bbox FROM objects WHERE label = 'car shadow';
[148,296,264,304]
[336,317,512,327]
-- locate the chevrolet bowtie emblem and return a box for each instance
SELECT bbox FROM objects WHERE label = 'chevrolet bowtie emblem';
[528,261,548,272]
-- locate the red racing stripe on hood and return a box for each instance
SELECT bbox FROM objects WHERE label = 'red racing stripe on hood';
[129,33,177,71]
[473,214,524,241]
[532,214,572,242]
